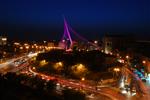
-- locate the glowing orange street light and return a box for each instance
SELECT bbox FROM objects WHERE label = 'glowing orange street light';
[25,46,29,49]
[20,47,23,50]
[81,77,85,81]
[126,55,129,59]
[58,62,63,66]
[33,67,36,70]
[113,68,120,72]
[94,40,98,44]
[142,60,146,64]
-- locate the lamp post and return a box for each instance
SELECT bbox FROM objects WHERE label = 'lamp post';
[81,77,85,81]
[142,60,146,64]
[80,77,85,90]
[125,55,131,68]
[113,68,120,79]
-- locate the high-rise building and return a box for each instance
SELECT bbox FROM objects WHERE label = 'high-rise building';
[102,34,134,53]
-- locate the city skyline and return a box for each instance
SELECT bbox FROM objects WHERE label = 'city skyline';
[0,0,149,40]
[0,1,150,99]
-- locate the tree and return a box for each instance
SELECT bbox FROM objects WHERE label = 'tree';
[62,89,86,100]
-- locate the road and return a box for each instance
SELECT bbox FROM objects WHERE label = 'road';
[28,66,126,100]
[122,67,150,100]
[0,55,127,100]
[0,52,127,100]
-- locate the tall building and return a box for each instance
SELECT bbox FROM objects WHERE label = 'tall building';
[0,36,7,46]
[102,34,134,53]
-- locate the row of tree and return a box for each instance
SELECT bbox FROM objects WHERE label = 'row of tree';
[36,49,115,72]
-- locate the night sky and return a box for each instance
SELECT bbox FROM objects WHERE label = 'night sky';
[0,0,149,41]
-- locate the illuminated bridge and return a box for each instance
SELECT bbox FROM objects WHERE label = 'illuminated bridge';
[58,17,100,51]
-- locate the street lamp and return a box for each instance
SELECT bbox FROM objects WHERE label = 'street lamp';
[58,62,63,66]
[94,40,98,44]
[33,67,36,70]
[81,77,85,81]
[20,47,23,50]
[80,77,85,90]
[113,68,120,72]
[113,68,120,79]
[25,46,29,49]
[125,55,130,66]
[142,60,146,64]
[126,55,129,59]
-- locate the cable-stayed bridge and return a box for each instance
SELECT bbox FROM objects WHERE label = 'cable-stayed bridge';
[58,18,100,51]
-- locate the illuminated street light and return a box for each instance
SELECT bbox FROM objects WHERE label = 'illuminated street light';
[142,60,146,64]
[94,40,98,44]
[57,62,63,66]
[34,44,37,46]
[20,47,23,50]
[32,46,34,48]
[43,41,46,43]
[113,68,120,79]
[113,68,120,72]
[81,77,85,81]
[14,42,20,45]
[24,43,28,46]
[118,59,124,63]
[126,55,129,59]
[33,67,36,70]
[25,46,29,49]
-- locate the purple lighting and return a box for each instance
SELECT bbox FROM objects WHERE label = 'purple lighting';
[64,18,73,45]
[60,17,100,49]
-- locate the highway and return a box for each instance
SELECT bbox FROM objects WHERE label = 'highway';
[121,67,150,100]
[0,54,127,100]
[0,52,38,73]
[28,66,126,100]
[3,53,147,100]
